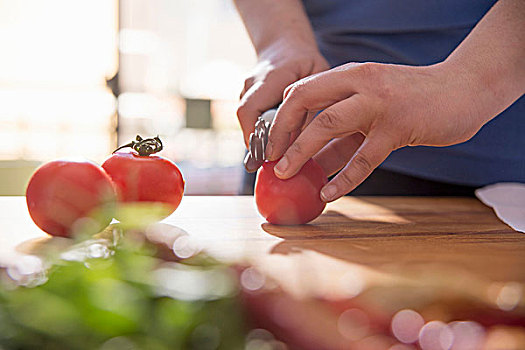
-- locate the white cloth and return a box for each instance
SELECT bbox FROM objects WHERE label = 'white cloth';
[475,183,525,234]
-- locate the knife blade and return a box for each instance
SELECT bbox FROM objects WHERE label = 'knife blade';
[243,109,277,173]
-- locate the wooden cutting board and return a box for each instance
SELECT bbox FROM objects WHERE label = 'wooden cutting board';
[1,196,524,298]
[2,196,524,348]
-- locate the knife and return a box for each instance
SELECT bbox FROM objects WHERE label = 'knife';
[243,109,277,173]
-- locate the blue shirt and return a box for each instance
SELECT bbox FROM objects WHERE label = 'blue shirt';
[303,0,525,186]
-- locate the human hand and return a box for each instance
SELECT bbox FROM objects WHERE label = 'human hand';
[237,38,329,146]
[266,62,496,202]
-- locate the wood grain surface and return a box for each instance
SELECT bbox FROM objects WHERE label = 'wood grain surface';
[2,196,523,296]
[2,196,525,348]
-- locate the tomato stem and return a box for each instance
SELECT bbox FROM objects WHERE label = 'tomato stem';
[113,135,163,156]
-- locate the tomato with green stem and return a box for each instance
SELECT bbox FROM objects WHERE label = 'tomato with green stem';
[102,135,185,221]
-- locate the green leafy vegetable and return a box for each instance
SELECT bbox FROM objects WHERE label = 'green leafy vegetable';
[0,225,247,350]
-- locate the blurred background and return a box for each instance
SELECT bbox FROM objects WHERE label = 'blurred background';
[0,0,256,195]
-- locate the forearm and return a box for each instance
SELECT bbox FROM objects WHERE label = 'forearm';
[233,0,318,54]
[443,0,525,123]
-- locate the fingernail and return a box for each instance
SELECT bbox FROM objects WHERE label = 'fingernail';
[265,141,273,160]
[274,156,289,176]
[321,185,337,202]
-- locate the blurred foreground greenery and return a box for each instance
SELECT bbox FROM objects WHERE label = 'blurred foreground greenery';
[0,225,247,350]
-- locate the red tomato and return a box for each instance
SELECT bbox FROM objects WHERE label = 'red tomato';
[255,158,327,225]
[101,151,184,218]
[26,159,116,237]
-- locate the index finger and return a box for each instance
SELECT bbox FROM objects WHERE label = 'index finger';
[273,95,367,179]
[267,66,360,160]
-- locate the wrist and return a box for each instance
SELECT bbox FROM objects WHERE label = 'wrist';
[435,60,499,127]
[442,50,525,127]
